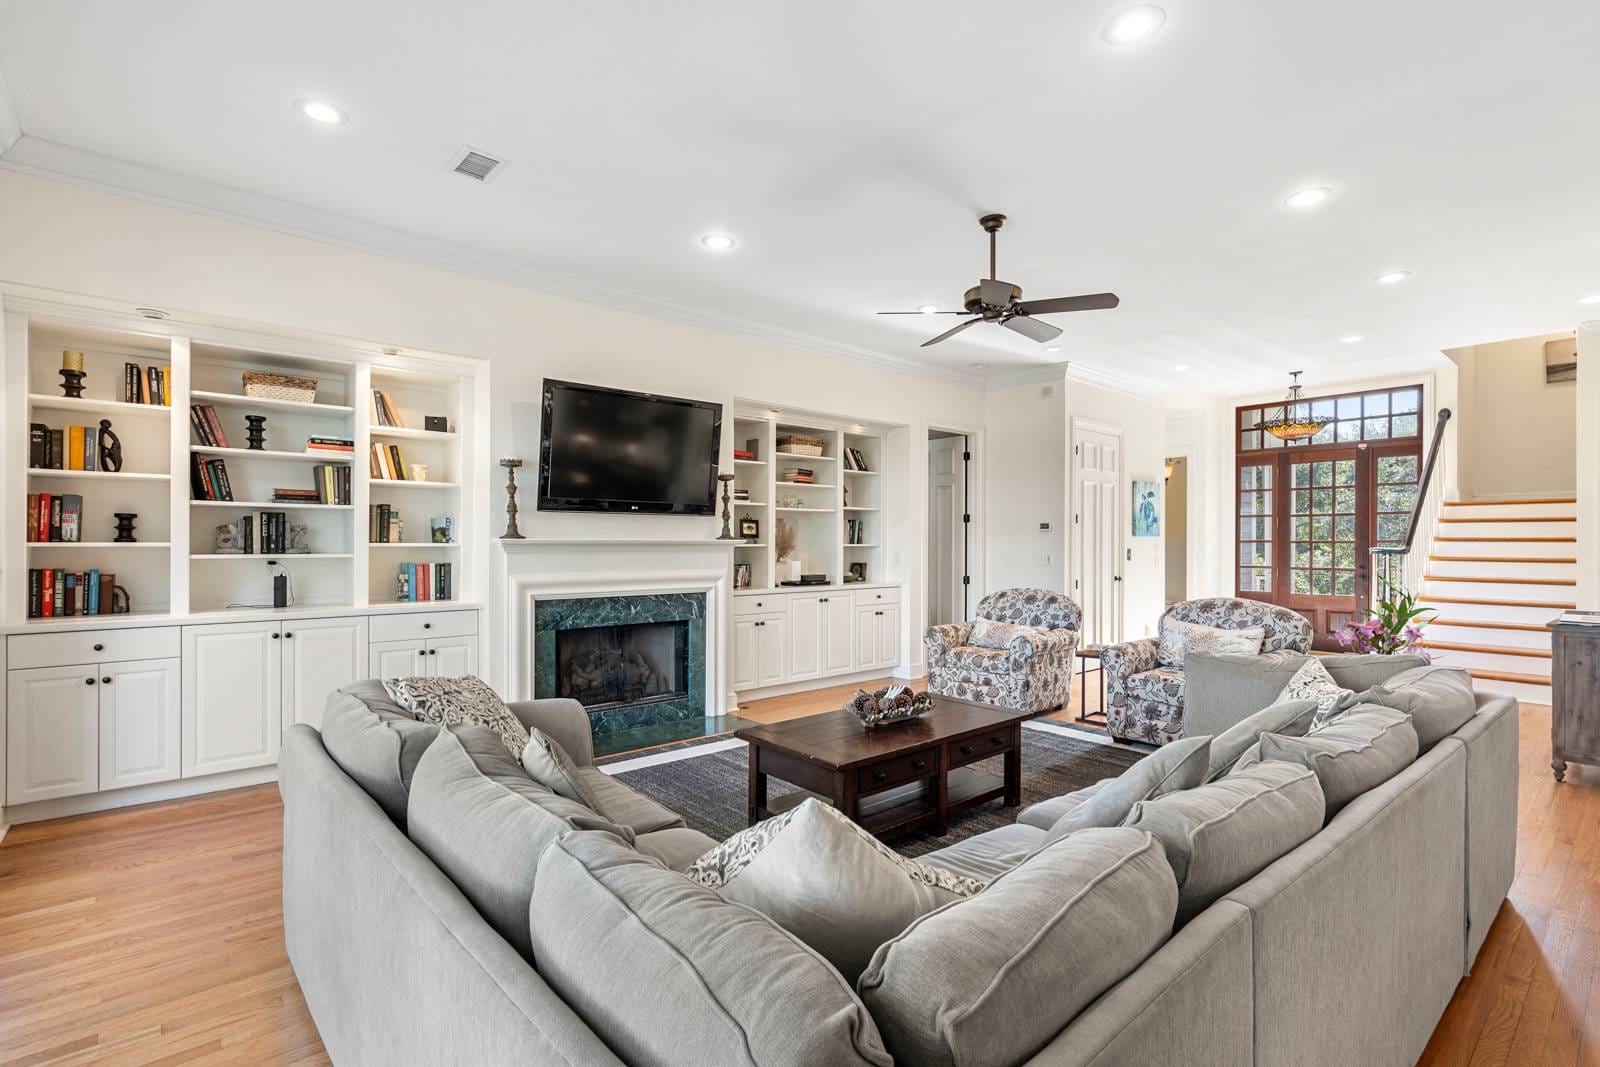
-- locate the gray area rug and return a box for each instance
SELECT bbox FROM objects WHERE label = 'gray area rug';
[606,724,1146,858]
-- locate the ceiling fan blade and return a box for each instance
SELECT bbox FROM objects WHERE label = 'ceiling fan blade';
[979,279,1015,309]
[877,310,968,315]
[1001,314,1063,343]
[1012,292,1120,316]
[921,318,982,347]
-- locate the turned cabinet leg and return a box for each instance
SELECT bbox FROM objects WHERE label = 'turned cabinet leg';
[1552,758,1567,783]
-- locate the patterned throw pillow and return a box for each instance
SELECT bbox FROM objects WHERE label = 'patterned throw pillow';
[520,729,600,809]
[383,675,529,758]
[686,799,984,981]
[1157,618,1266,668]
[968,619,1029,649]
[1274,657,1353,727]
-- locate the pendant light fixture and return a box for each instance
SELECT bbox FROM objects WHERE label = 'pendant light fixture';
[1262,371,1327,442]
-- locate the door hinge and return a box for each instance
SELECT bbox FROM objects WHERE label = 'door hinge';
[962,575,971,586]
[962,513,971,523]
[1074,514,1079,524]
[962,450,972,462]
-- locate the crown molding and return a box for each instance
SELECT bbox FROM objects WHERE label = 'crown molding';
[0,66,20,153]
[1582,318,1600,335]
[983,363,1068,390]
[0,136,998,390]
[1064,360,1156,399]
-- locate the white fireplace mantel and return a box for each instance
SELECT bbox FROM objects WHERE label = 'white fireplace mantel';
[491,538,739,713]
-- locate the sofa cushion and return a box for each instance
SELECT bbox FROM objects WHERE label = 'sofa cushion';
[1257,705,1419,818]
[1185,652,1428,733]
[1350,665,1475,752]
[684,799,984,981]
[1041,734,1211,846]
[968,618,1029,649]
[530,830,892,1067]
[1320,653,1431,692]
[1016,778,1110,830]
[920,823,1048,882]
[1126,760,1325,924]
[405,726,633,960]
[1276,657,1352,727]
[633,825,721,871]
[383,675,529,757]
[1157,618,1264,668]
[858,827,1178,1067]
[946,645,1011,672]
[319,687,439,826]
[576,768,686,834]
[1126,664,1187,708]
[519,729,599,808]
[1205,698,1319,781]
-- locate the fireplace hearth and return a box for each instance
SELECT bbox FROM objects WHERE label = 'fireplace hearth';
[556,621,689,712]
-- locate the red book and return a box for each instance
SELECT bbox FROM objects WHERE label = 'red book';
[41,567,54,618]
[36,493,50,542]
[202,405,230,449]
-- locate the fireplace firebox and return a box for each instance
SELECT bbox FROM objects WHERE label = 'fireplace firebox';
[555,621,690,712]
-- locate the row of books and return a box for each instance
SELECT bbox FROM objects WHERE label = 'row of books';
[29,424,108,472]
[26,569,121,618]
[781,467,816,484]
[309,464,351,504]
[241,511,296,554]
[306,436,354,455]
[397,562,452,602]
[372,390,407,428]
[369,504,403,544]
[845,518,871,545]
[26,493,84,542]
[370,442,413,480]
[189,404,231,447]
[191,455,236,501]
[841,447,872,472]
[125,363,171,406]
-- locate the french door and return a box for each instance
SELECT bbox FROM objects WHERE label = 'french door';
[1279,447,1368,646]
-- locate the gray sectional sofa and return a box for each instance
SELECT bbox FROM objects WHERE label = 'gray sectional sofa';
[282,671,1518,1066]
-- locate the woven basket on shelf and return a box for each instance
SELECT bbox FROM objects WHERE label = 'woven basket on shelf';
[242,371,319,404]
[777,434,825,457]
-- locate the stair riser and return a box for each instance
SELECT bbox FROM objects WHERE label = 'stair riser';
[1436,520,1576,538]
[1468,677,1551,704]
[1418,600,1564,625]
[1425,649,1552,676]
[1428,560,1578,580]
[1441,501,1575,520]
[1431,539,1576,558]
[1422,623,1551,650]
[1423,578,1575,601]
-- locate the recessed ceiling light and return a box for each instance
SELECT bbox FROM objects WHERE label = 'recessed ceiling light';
[972,363,989,370]
[1581,294,1600,305]
[1173,364,1189,372]
[1340,335,1364,344]
[700,233,736,251]
[135,307,169,320]
[1374,270,1412,285]
[296,99,348,125]
[1102,5,1166,44]
[1044,345,1062,353]
[1284,186,1333,209]
[917,304,939,315]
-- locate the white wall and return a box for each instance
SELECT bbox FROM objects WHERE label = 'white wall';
[0,171,989,679]
[983,373,1066,594]
[1444,333,1576,498]
[1164,457,1187,604]
[1575,323,1600,608]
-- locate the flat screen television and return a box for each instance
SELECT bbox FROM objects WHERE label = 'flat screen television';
[537,379,723,514]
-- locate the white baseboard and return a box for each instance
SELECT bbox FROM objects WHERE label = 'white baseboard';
[3,766,279,825]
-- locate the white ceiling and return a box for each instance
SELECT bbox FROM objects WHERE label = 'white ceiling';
[1,0,1597,396]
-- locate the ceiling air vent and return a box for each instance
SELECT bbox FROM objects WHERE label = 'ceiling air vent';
[449,146,504,183]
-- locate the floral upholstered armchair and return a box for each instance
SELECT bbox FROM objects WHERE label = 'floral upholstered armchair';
[1103,597,1313,745]
[924,588,1082,713]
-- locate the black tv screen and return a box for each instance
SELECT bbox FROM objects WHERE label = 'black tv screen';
[538,380,722,514]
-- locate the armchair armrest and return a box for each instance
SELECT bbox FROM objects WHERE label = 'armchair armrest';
[924,622,975,659]
[506,698,594,767]
[1101,638,1160,698]
[1009,627,1080,661]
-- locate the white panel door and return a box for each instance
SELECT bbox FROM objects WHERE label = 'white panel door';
[874,605,902,669]
[1073,424,1124,647]
[370,639,428,679]
[732,618,759,691]
[755,615,787,687]
[7,664,99,804]
[428,635,478,677]
[100,657,181,791]
[787,595,823,680]
[283,616,368,731]
[853,606,878,669]
[183,623,281,778]
[822,593,855,674]
[927,435,967,626]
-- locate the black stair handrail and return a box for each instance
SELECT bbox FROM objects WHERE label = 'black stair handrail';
[1370,407,1451,559]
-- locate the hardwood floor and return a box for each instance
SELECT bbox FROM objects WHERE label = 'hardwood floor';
[0,686,1593,1065]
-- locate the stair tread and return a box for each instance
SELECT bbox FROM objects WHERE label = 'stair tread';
[1428,555,1577,564]
[1420,640,1551,659]
[1425,574,1576,586]
[1467,668,1552,687]
[1433,536,1577,543]
[1427,618,1553,633]
[1443,497,1576,506]
[1418,593,1574,609]
[1438,515,1575,523]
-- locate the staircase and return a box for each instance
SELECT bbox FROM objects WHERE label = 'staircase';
[1416,497,1574,705]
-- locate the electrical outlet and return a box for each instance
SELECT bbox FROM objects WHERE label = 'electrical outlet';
[1039,553,1053,565]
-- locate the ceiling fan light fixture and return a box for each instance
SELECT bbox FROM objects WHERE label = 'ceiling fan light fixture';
[700,233,737,251]
[1340,335,1364,344]
[1580,294,1600,305]
[1261,371,1327,442]
[1284,186,1333,209]
[1044,345,1062,353]
[1102,5,1166,44]
[917,304,939,314]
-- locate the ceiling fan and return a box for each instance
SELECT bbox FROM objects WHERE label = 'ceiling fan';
[879,213,1119,347]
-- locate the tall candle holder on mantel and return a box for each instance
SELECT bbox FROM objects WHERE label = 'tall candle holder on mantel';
[500,457,525,539]
[715,473,738,540]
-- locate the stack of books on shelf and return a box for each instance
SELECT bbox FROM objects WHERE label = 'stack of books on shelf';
[369,504,402,544]
[191,454,235,501]
[310,464,351,504]
[841,447,871,472]
[189,404,230,446]
[27,569,119,618]
[26,493,83,542]
[124,363,171,406]
[29,423,108,471]
[305,435,354,456]
[250,512,292,553]
[846,518,868,545]
[372,390,406,428]
[370,442,413,480]
[781,467,815,484]
[397,561,451,602]
[734,447,756,461]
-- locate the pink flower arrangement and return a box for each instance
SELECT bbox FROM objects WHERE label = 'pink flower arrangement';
[1334,586,1431,659]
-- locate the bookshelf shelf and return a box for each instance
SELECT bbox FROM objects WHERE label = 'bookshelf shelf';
[842,506,879,512]
[775,481,835,489]
[190,390,354,416]
[735,542,767,549]
[191,500,353,510]
[843,469,879,476]
[775,506,835,513]
[369,542,460,549]
[28,541,171,549]
[844,543,881,548]
[369,479,460,489]
[191,553,354,560]
[28,468,171,482]
[190,445,351,464]
[28,394,172,418]
[775,451,835,462]
[370,425,457,440]
[734,458,766,467]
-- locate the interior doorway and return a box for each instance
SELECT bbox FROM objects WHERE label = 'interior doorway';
[927,430,970,627]
[1071,419,1124,647]
[1165,456,1188,606]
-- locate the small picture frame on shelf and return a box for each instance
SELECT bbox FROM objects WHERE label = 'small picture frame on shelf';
[734,562,753,589]
[848,562,868,582]
[739,514,760,541]
[424,416,449,433]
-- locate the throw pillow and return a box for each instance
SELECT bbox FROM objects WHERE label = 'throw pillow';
[1259,705,1419,818]
[858,828,1177,1067]
[1349,665,1475,752]
[383,675,529,758]
[319,685,440,827]
[684,798,984,982]
[530,831,892,1067]
[1040,734,1212,846]
[1125,760,1325,924]
[1274,657,1353,728]
[519,729,600,808]
[968,619,1029,649]
[1204,698,1319,781]
[1320,653,1431,693]
[1157,618,1266,668]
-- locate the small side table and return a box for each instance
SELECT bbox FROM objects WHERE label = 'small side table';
[1075,645,1108,725]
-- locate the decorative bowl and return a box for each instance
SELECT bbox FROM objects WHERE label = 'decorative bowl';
[846,686,932,729]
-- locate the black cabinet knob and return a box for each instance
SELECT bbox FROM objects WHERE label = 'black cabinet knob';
[428,649,437,656]
[960,745,973,756]
[911,759,926,771]
[418,649,426,656]
[85,678,95,685]
[102,676,112,684]
[873,771,887,782]
[285,632,294,639]
[93,643,104,651]
[755,601,763,607]
[991,735,1003,746]
[820,597,828,603]
[423,622,431,630]
[271,632,280,639]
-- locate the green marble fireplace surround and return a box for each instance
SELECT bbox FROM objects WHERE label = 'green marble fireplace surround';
[532,592,707,737]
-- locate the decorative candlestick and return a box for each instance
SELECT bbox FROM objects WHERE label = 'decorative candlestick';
[245,415,267,450]
[716,473,738,539]
[60,350,86,398]
[500,458,525,539]
[113,513,138,543]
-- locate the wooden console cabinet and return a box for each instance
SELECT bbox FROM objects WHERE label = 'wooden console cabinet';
[1549,616,1600,781]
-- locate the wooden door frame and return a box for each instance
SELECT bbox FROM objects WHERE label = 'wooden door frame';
[928,422,985,626]
[1275,444,1369,649]
[1069,416,1125,644]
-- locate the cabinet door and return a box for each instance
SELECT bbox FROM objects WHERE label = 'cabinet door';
[853,606,879,669]
[732,618,759,691]
[427,635,478,677]
[370,638,428,679]
[788,595,823,681]
[875,605,901,669]
[6,664,99,804]
[183,623,282,778]
[756,615,787,687]
[822,594,856,674]
[283,616,368,732]
[100,657,181,790]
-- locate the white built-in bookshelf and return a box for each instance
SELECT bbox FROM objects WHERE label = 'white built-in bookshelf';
[3,299,489,625]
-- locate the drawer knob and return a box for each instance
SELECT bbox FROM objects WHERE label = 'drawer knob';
[911,759,927,772]
[93,643,105,651]
[85,677,95,686]
[423,623,432,630]
[960,744,973,756]
[992,735,1003,746]
[873,770,887,783]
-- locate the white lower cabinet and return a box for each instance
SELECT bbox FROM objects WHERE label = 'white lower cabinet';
[283,616,368,731]
[184,622,281,778]
[428,634,479,677]
[853,604,900,670]
[6,664,100,804]
[368,634,479,679]
[100,658,182,791]
[733,586,900,693]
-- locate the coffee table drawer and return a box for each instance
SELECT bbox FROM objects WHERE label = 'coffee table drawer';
[947,729,1013,770]
[858,747,937,792]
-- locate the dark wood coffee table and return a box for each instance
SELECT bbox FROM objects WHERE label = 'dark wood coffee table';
[735,695,1032,841]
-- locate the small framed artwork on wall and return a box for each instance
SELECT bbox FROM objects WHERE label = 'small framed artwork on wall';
[1132,480,1161,537]
[735,562,752,589]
